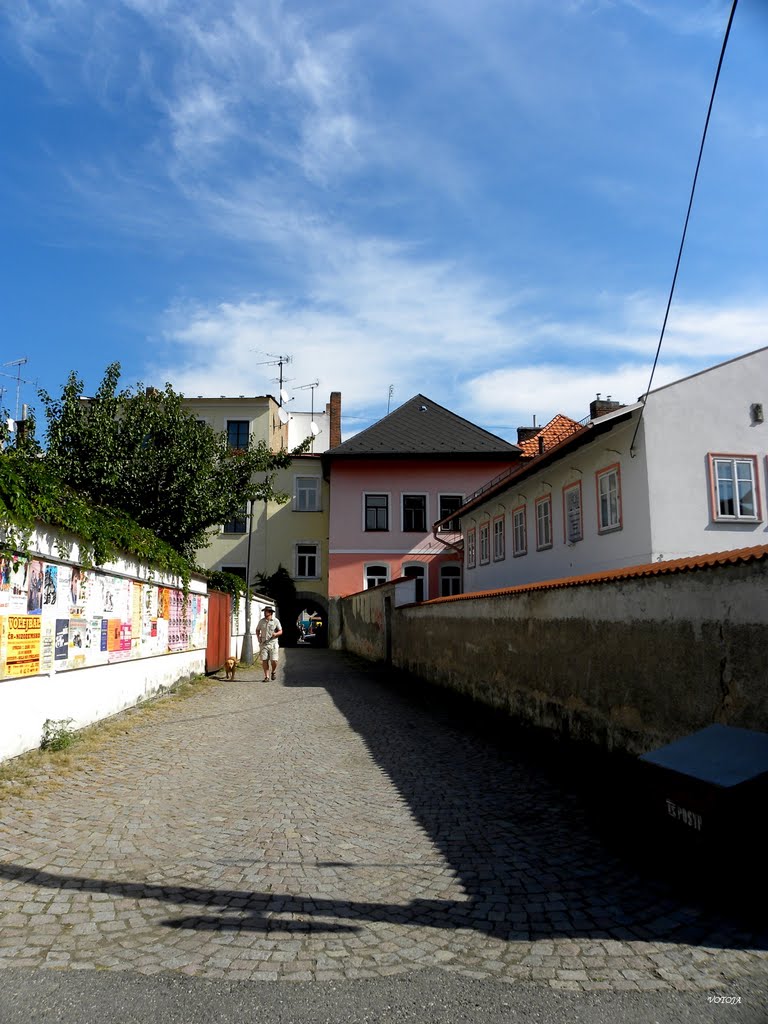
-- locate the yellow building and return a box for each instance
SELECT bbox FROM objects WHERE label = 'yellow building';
[182,394,340,634]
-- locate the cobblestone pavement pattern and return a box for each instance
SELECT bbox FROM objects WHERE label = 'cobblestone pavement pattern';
[1,648,766,996]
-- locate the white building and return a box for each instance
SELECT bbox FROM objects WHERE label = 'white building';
[446,347,768,592]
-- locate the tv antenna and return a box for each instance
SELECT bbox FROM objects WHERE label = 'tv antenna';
[387,384,394,414]
[255,353,292,404]
[1,358,35,420]
[295,379,321,449]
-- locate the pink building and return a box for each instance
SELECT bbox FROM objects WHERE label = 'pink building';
[323,395,520,599]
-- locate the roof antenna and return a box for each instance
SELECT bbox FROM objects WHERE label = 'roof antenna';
[387,384,394,414]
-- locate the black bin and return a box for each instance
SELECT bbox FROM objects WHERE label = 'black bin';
[635,724,768,902]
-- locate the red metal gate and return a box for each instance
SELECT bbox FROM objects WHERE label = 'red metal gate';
[206,590,231,674]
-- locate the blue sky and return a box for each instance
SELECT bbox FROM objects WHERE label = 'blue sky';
[1,0,767,442]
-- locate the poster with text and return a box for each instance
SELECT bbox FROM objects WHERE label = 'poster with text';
[6,615,42,676]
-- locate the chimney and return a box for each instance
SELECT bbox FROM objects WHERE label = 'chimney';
[517,426,541,444]
[328,391,342,448]
[516,413,540,445]
[589,394,624,419]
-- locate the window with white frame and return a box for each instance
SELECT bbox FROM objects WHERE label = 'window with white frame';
[708,454,760,521]
[535,495,552,550]
[296,543,320,578]
[402,563,426,601]
[438,494,463,531]
[479,521,490,564]
[466,527,477,568]
[563,481,583,543]
[295,476,321,511]
[493,515,505,560]
[364,493,389,531]
[365,563,389,589]
[596,464,622,533]
[512,505,527,556]
[402,494,427,532]
[440,564,462,596]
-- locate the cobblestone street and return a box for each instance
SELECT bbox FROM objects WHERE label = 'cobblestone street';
[1,647,766,998]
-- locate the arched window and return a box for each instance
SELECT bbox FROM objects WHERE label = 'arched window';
[364,564,389,589]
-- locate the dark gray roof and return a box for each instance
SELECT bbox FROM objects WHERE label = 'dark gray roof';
[326,394,520,457]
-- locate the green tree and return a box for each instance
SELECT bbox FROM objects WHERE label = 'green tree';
[37,363,307,559]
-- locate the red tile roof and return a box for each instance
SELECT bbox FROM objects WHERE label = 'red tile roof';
[518,413,583,457]
[422,544,768,604]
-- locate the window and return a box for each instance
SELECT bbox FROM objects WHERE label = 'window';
[708,455,760,521]
[438,494,463,531]
[479,521,490,564]
[535,495,552,550]
[223,504,248,533]
[512,505,527,556]
[227,420,249,449]
[402,494,427,532]
[440,564,462,597]
[402,563,426,601]
[296,543,319,578]
[295,476,321,511]
[365,564,389,589]
[466,527,477,568]
[364,493,389,531]
[221,566,246,581]
[493,515,505,561]
[563,481,583,543]
[596,464,622,533]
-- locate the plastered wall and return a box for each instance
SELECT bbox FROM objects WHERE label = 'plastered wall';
[338,558,768,754]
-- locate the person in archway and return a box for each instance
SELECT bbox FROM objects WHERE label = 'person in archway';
[256,606,283,681]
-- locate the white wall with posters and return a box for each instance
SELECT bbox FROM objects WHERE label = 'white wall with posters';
[0,524,208,762]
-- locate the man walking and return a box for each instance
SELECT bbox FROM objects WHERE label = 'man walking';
[255,606,283,681]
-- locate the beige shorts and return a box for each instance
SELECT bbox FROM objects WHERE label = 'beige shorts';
[259,640,279,662]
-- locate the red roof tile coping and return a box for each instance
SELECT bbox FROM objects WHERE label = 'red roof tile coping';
[518,413,583,457]
[421,544,768,604]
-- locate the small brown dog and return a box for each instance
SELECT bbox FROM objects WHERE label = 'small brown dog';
[224,657,237,680]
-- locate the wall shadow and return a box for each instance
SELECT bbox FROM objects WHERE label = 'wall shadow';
[278,647,768,951]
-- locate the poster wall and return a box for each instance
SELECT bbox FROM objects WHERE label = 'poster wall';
[0,555,207,681]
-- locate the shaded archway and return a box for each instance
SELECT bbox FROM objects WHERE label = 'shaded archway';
[291,591,328,647]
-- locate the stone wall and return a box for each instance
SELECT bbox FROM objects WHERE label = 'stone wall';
[337,555,768,755]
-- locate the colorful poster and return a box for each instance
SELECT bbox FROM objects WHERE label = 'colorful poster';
[7,558,30,613]
[68,618,88,667]
[6,614,42,676]
[26,560,44,615]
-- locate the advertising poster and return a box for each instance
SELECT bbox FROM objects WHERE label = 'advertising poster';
[40,619,56,673]
[54,565,72,614]
[68,618,88,668]
[43,564,59,610]
[0,556,14,611]
[6,614,42,676]
[131,583,144,656]
[54,618,69,662]
[0,615,6,676]
[168,588,189,651]
[6,558,30,613]
[26,560,44,615]
[69,567,91,615]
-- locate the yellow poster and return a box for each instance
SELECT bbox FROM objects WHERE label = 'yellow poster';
[5,615,42,677]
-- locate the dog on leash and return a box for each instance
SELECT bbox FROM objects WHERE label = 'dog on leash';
[224,657,238,680]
